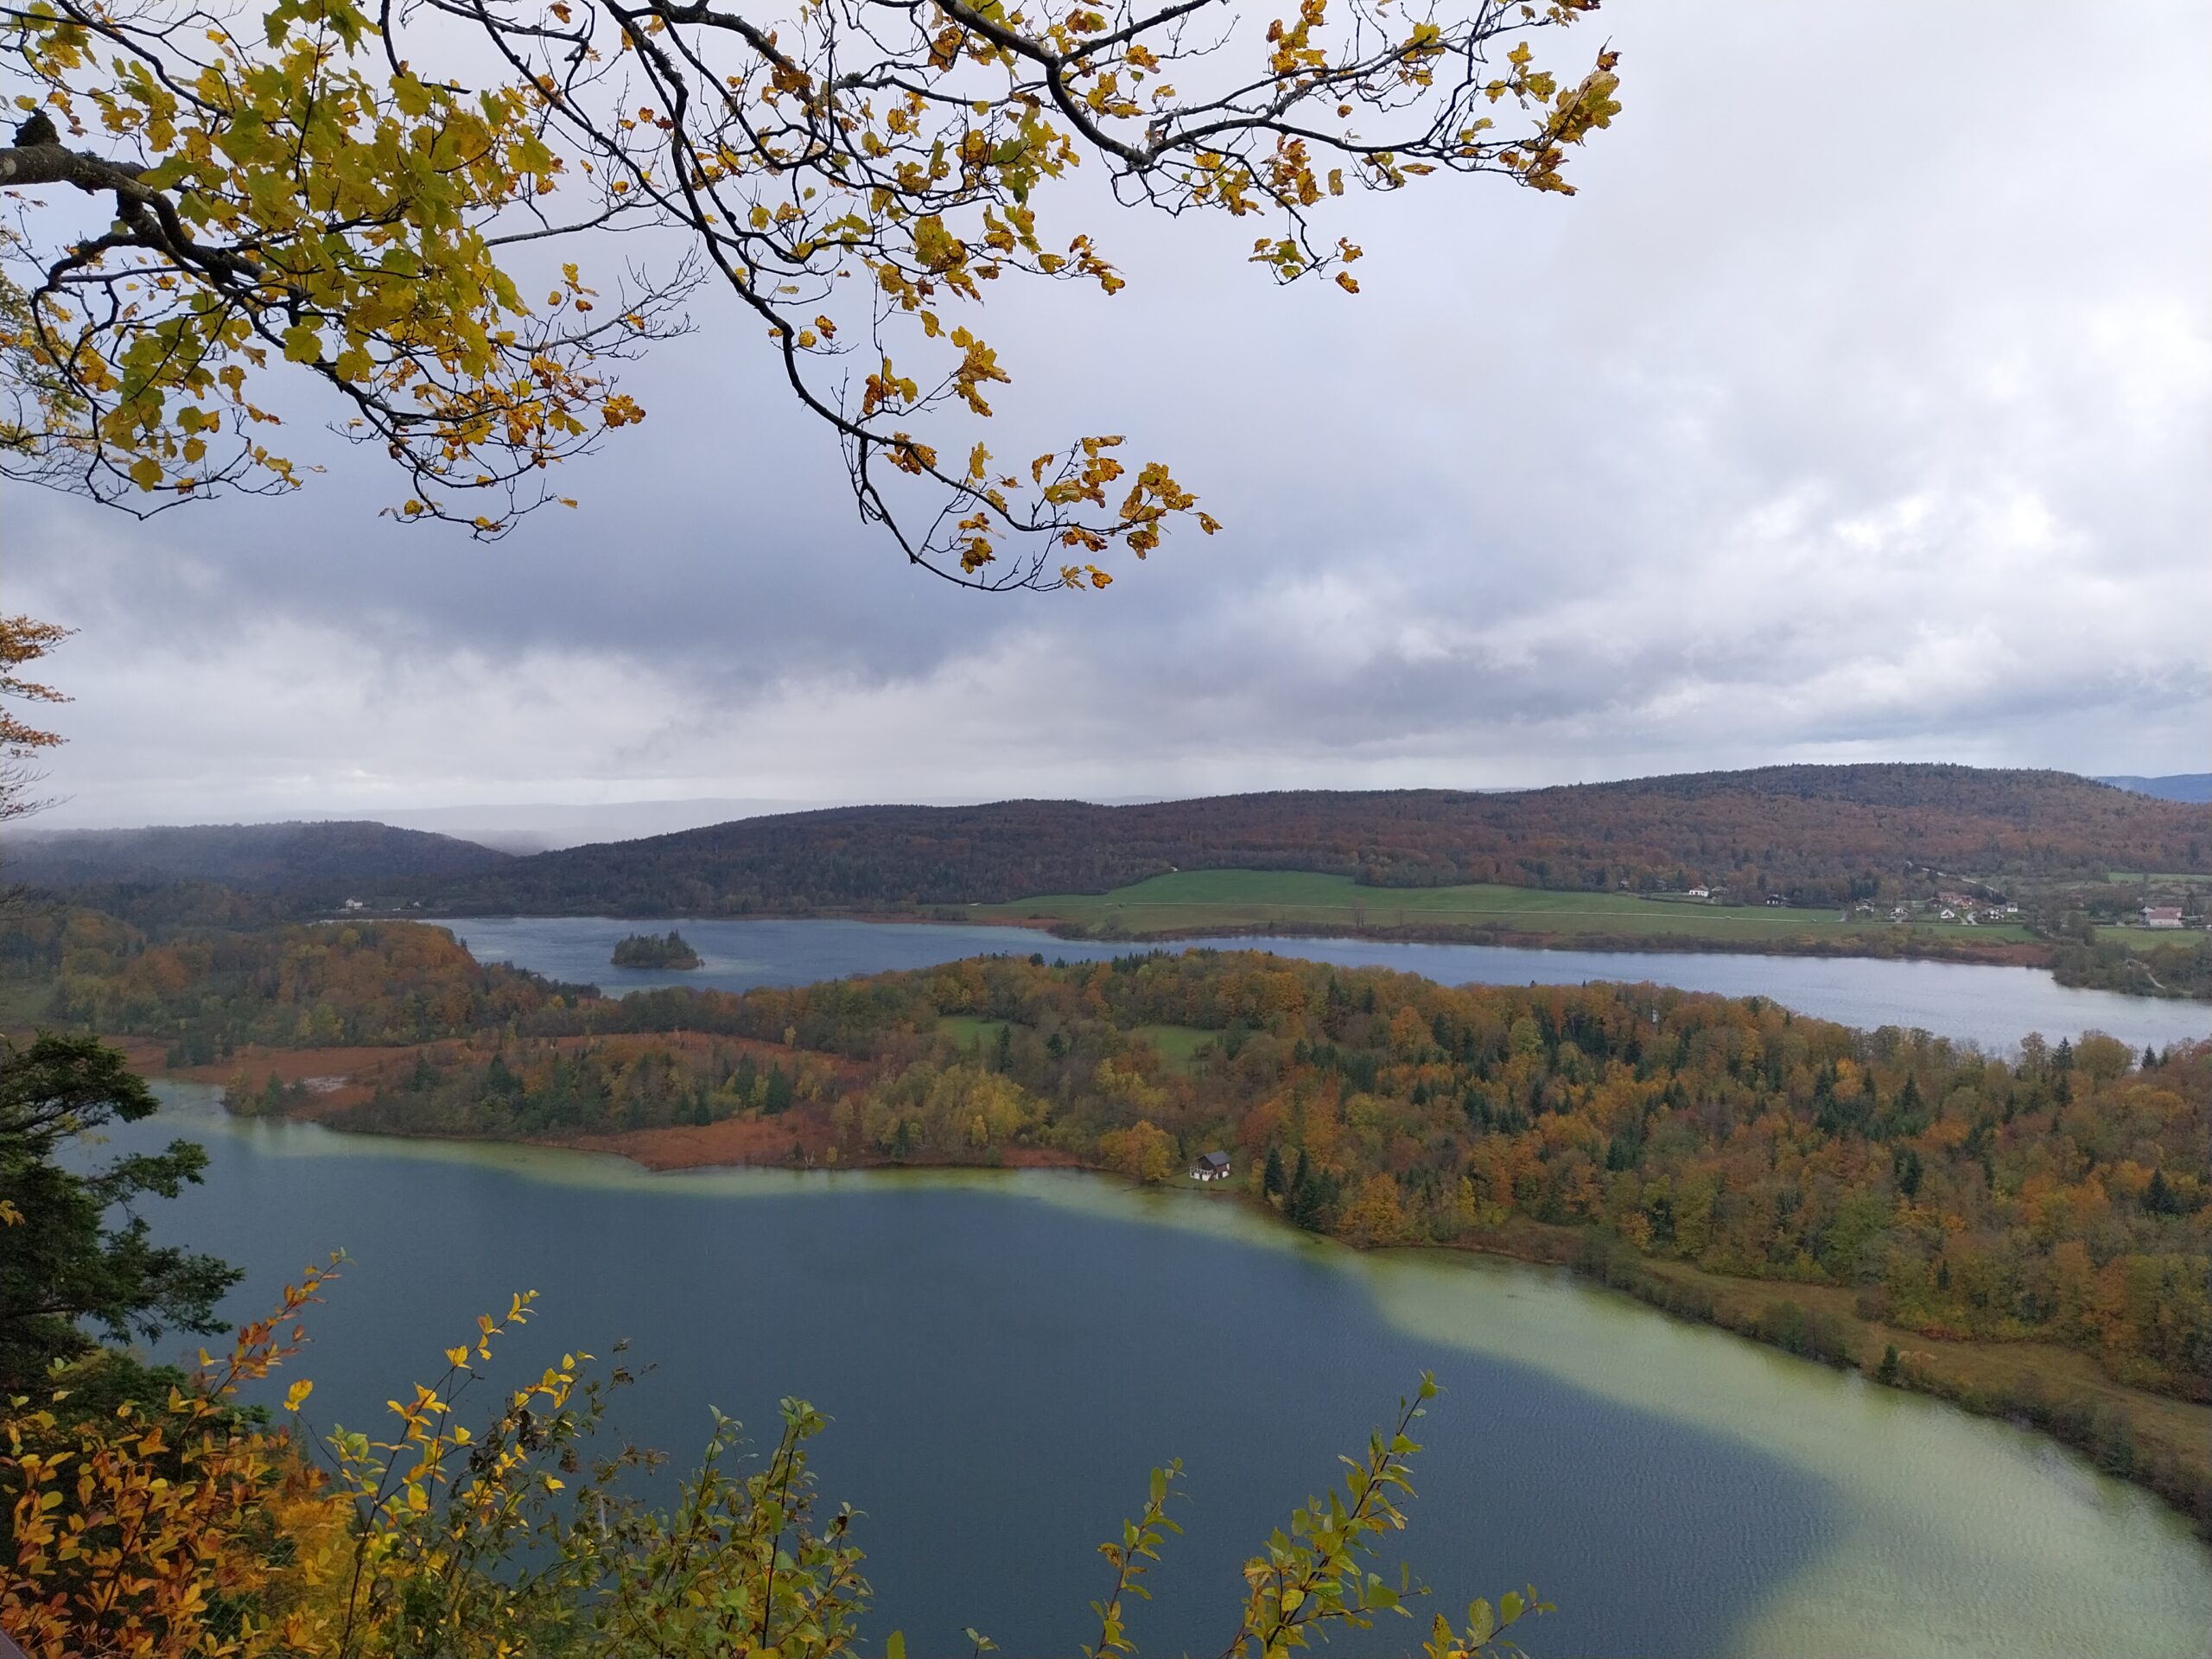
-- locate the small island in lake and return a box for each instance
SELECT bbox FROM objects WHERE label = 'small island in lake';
[611,929,703,969]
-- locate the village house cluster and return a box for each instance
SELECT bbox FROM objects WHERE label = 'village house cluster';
[1881,891,2021,925]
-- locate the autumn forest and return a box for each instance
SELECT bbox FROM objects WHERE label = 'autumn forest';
[21,910,2209,1535]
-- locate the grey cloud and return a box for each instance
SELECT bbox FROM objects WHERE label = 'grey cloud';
[16,1,2210,823]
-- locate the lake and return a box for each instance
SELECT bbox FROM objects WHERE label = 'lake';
[117,1084,2212,1659]
[452,915,2212,1054]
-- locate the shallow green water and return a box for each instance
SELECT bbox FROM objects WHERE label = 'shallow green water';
[119,1087,2212,1658]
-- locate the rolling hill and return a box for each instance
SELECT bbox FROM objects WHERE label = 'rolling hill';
[4,820,512,896]
[409,765,2212,916]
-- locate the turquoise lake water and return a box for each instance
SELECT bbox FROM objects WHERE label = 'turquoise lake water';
[114,1085,2212,1659]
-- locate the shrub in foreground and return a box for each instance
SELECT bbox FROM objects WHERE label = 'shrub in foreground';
[3,1270,1547,1659]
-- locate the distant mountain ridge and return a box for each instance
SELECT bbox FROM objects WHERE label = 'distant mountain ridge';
[4,820,511,894]
[21,766,2206,916]
[406,764,2212,916]
[2101,773,2212,805]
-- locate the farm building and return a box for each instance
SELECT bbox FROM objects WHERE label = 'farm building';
[2144,906,2184,929]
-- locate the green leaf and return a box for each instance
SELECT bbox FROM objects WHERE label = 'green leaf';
[1465,1599,1494,1644]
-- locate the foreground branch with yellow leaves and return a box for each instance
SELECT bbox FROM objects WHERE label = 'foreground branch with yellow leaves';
[3,1260,1546,1659]
[2,0,1619,584]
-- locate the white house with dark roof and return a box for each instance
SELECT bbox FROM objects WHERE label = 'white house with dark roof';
[1191,1150,1232,1182]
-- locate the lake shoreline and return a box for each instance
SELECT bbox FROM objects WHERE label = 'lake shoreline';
[1025,916,2069,970]
[121,1077,2212,1659]
[68,916,2211,1548]
[161,1050,2212,1547]
[410,903,2212,1003]
[925,913,2212,1003]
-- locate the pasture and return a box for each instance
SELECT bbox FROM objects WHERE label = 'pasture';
[976,869,2038,946]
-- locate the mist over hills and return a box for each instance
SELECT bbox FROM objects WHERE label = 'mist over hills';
[3,820,511,894]
[2101,774,2212,805]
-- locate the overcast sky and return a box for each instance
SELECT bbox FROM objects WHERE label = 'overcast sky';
[15,2,2209,831]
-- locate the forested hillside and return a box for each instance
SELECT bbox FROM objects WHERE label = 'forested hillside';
[416,766,2212,914]
[4,821,511,894]
[30,915,582,1058]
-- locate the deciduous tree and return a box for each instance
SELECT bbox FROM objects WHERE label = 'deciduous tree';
[0,613,67,831]
[1,0,1620,583]
[0,1031,239,1391]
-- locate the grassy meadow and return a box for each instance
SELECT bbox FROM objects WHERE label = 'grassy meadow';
[938,1014,1212,1074]
[2094,925,2208,952]
[975,869,2037,948]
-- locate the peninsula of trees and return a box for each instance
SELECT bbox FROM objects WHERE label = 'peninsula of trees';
[18,914,2208,1533]
[611,930,702,969]
[3,821,510,892]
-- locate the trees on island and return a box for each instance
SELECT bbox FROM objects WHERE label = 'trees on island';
[611,928,703,969]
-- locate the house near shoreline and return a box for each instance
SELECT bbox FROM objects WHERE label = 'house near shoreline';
[1191,1150,1232,1183]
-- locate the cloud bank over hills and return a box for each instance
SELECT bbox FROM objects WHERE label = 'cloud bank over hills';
[16,4,2209,823]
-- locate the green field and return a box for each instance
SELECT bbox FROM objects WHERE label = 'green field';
[936,1014,1211,1074]
[0,976,57,1032]
[1130,1023,1212,1074]
[976,869,2037,946]
[2094,925,2208,952]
